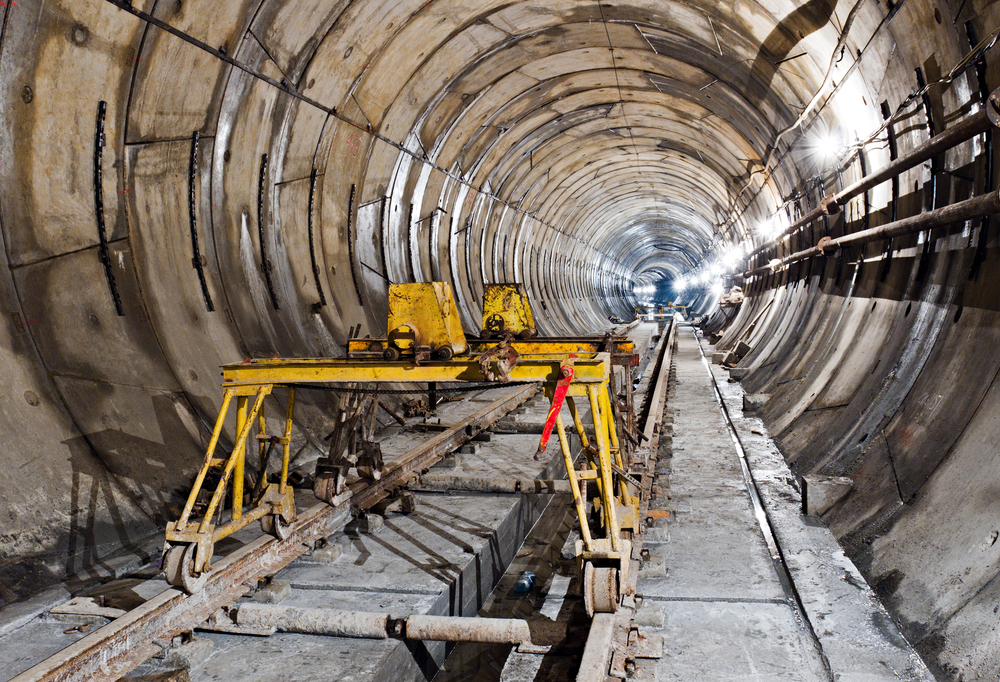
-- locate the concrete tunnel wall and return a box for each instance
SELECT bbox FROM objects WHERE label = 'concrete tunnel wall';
[0,0,998,678]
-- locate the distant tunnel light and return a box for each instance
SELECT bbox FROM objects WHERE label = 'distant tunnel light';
[722,246,744,269]
[675,277,688,291]
[813,130,841,162]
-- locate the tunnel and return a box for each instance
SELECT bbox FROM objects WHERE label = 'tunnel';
[1,0,999,679]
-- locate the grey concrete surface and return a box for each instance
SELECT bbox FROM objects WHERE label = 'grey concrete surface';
[702,326,936,682]
[641,328,831,681]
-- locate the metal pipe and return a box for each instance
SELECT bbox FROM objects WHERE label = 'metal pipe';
[743,190,1000,277]
[748,101,997,261]
[237,604,391,639]
[405,614,567,645]
[413,473,573,494]
[236,605,568,645]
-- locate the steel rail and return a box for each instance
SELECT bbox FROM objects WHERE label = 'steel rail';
[577,319,676,682]
[10,385,536,682]
[742,189,1000,278]
[747,97,999,263]
[695,330,835,680]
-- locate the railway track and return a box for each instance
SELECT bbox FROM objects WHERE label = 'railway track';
[3,321,675,682]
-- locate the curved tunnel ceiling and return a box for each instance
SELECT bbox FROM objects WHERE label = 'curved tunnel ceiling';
[4,0,1000,677]
[3,0,893,350]
[111,0,838,337]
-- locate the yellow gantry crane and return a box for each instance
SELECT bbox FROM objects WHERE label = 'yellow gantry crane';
[163,283,643,615]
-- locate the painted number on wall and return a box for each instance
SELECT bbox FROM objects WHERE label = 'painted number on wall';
[346,134,361,157]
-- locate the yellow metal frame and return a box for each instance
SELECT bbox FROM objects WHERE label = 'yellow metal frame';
[481,283,536,337]
[348,337,635,358]
[165,386,296,574]
[166,352,640,586]
[387,282,468,356]
[219,354,609,386]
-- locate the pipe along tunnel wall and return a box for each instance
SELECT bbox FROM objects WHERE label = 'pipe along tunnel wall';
[1,0,999,679]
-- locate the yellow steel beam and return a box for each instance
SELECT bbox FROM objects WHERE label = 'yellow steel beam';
[347,337,634,356]
[468,339,634,355]
[221,354,611,387]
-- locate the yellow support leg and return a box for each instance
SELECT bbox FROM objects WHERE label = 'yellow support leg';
[199,387,268,534]
[601,385,631,504]
[280,388,295,494]
[556,413,593,552]
[177,389,233,529]
[232,396,248,522]
[588,385,620,551]
[566,396,590,451]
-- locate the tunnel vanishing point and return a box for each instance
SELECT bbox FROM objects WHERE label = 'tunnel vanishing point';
[1,0,1000,679]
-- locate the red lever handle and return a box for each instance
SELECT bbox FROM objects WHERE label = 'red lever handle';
[534,361,575,460]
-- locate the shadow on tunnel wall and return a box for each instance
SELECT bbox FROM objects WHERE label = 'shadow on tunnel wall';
[749,0,838,107]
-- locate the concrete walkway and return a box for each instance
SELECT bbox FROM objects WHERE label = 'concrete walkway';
[637,325,934,681]
[639,327,830,680]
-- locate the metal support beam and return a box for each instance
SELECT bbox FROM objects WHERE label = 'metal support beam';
[743,190,1000,279]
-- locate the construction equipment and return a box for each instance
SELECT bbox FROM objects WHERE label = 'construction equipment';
[314,388,386,501]
[349,282,469,362]
[164,358,639,614]
[164,282,642,616]
[481,283,537,338]
[634,304,686,320]
[215,353,636,615]
[163,384,297,594]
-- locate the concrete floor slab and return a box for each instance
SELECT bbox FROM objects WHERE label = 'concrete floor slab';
[708,334,936,682]
[641,332,786,605]
[647,600,830,681]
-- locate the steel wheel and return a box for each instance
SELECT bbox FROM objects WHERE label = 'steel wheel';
[583,562,619,617]
[164,543,208,594]
[261,513,292,540]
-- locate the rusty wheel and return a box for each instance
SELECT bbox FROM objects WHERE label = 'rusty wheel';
[313,470,337,503]
[261,513,292,540]
[164,543,208,594]
[583,562,619,617]
[163,545,184,586]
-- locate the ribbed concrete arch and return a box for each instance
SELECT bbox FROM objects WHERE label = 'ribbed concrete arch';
[7,1,1000,677]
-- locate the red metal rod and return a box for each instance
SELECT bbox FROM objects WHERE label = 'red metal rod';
[534,361,575,459]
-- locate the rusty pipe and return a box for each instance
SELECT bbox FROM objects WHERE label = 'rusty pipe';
[748,100,998,261]
[404,614,567,645]
[743,190,1000,277]
[237,604,392,639]
[236,604,567,645]
[413,473,573,494]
